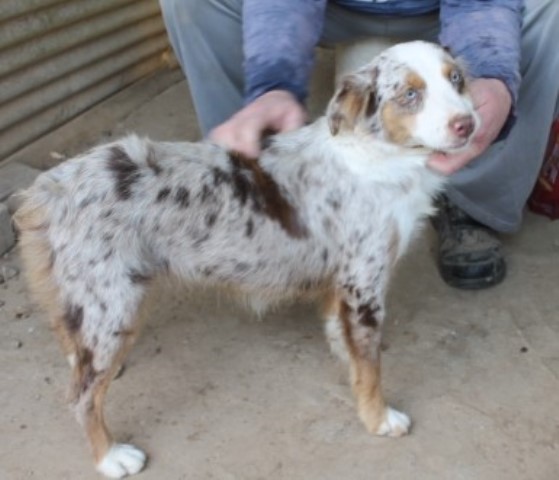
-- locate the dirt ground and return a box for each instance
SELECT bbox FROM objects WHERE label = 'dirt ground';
[1,62,559,480]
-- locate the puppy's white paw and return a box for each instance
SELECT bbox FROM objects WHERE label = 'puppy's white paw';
[375,407,411,437]
[97,443,146,478]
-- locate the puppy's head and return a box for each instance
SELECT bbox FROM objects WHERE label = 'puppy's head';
[327,41,479,152]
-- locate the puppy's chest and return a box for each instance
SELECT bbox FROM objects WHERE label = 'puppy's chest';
[298,171,435,255]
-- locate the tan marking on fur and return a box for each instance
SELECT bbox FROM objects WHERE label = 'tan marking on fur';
[380,70,427,144]
[352,357,387,433]
[321,289,340,319]
[406,70,426,92]
[381,102,416,144]
[339,299,387,433]
[328,76,370,135]
[82,370,113,462]
[14,199,74,352]
[339,90,366,130]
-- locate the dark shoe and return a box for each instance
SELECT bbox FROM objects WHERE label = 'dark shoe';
[432,196,506,289]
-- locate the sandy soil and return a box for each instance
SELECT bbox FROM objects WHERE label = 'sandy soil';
[1,62,559,480]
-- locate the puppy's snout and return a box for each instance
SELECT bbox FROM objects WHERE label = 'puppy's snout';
[449,114,475,139]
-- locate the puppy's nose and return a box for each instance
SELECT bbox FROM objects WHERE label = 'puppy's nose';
[449,114,475,139]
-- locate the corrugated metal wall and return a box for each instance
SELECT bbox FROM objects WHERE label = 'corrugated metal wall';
[0,0,171,163]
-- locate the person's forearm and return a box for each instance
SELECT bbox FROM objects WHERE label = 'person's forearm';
[242,0,327,105]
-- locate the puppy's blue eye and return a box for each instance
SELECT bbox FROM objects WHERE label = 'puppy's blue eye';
[450,70,463,85]
[405,88,418,100]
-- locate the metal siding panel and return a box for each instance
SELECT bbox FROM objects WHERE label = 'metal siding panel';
[0,15,165,104]
[0,33,169,131]
[0,0,162,77]
[0,0,172,163]
[0,54,167,160]
[0,0,67,22]
[0,0,138,50]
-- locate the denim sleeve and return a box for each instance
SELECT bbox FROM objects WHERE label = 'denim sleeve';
[439,0,524,107]
[242,0,327,105]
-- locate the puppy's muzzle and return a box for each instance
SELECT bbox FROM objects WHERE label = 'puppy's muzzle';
[449,114,475,140]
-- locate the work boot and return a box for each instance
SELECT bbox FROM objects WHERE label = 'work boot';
[432,195,506,289]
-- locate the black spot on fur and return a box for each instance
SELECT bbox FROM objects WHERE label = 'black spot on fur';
[112,329,134,337]
[107,145,141,200]
[102,250,114,261]
[358,304,380,329]
[175,187,190,208]
[193,232,210,247]
[234,262,250,273]
[212,167,228,186]
[199,184,213,202]
[78,196,96,209]
[321,248,329,263]
[64,304,84,333]
[326,194,341,211]
[159,258,170,273]
[299,279,314,290]
[78,348,97,394]
[99,302,107,312]
[147,147,162,175]
[206,212,218,227]
[246,218,254,237]
[157,187,171,202]
[129,269,152,284]
[48,250,56,270]
[101,209,113,218]
[229,155,252,206]
[202,266,216,276]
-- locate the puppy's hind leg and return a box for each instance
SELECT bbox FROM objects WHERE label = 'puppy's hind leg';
[15,192,149,476]
[65,282,151,478]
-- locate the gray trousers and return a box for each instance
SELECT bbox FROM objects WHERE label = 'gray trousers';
[160,0,559,232]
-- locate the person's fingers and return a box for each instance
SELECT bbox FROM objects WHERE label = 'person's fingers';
[428,140,483,175]
[209,117,263,158]
[427,152,470,175]
[209,90,307,158]
[235,123,263,158]
[279,106,307,132]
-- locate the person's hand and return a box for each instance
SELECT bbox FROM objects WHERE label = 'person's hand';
[427,78,512,175]
[208,90,307,158]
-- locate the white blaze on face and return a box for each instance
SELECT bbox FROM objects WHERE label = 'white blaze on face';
[380,41,478,151]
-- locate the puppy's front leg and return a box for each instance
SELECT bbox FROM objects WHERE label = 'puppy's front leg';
[326,285,410,437]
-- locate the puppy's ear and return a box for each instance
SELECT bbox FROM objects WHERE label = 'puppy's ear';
[327,66,379,136]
